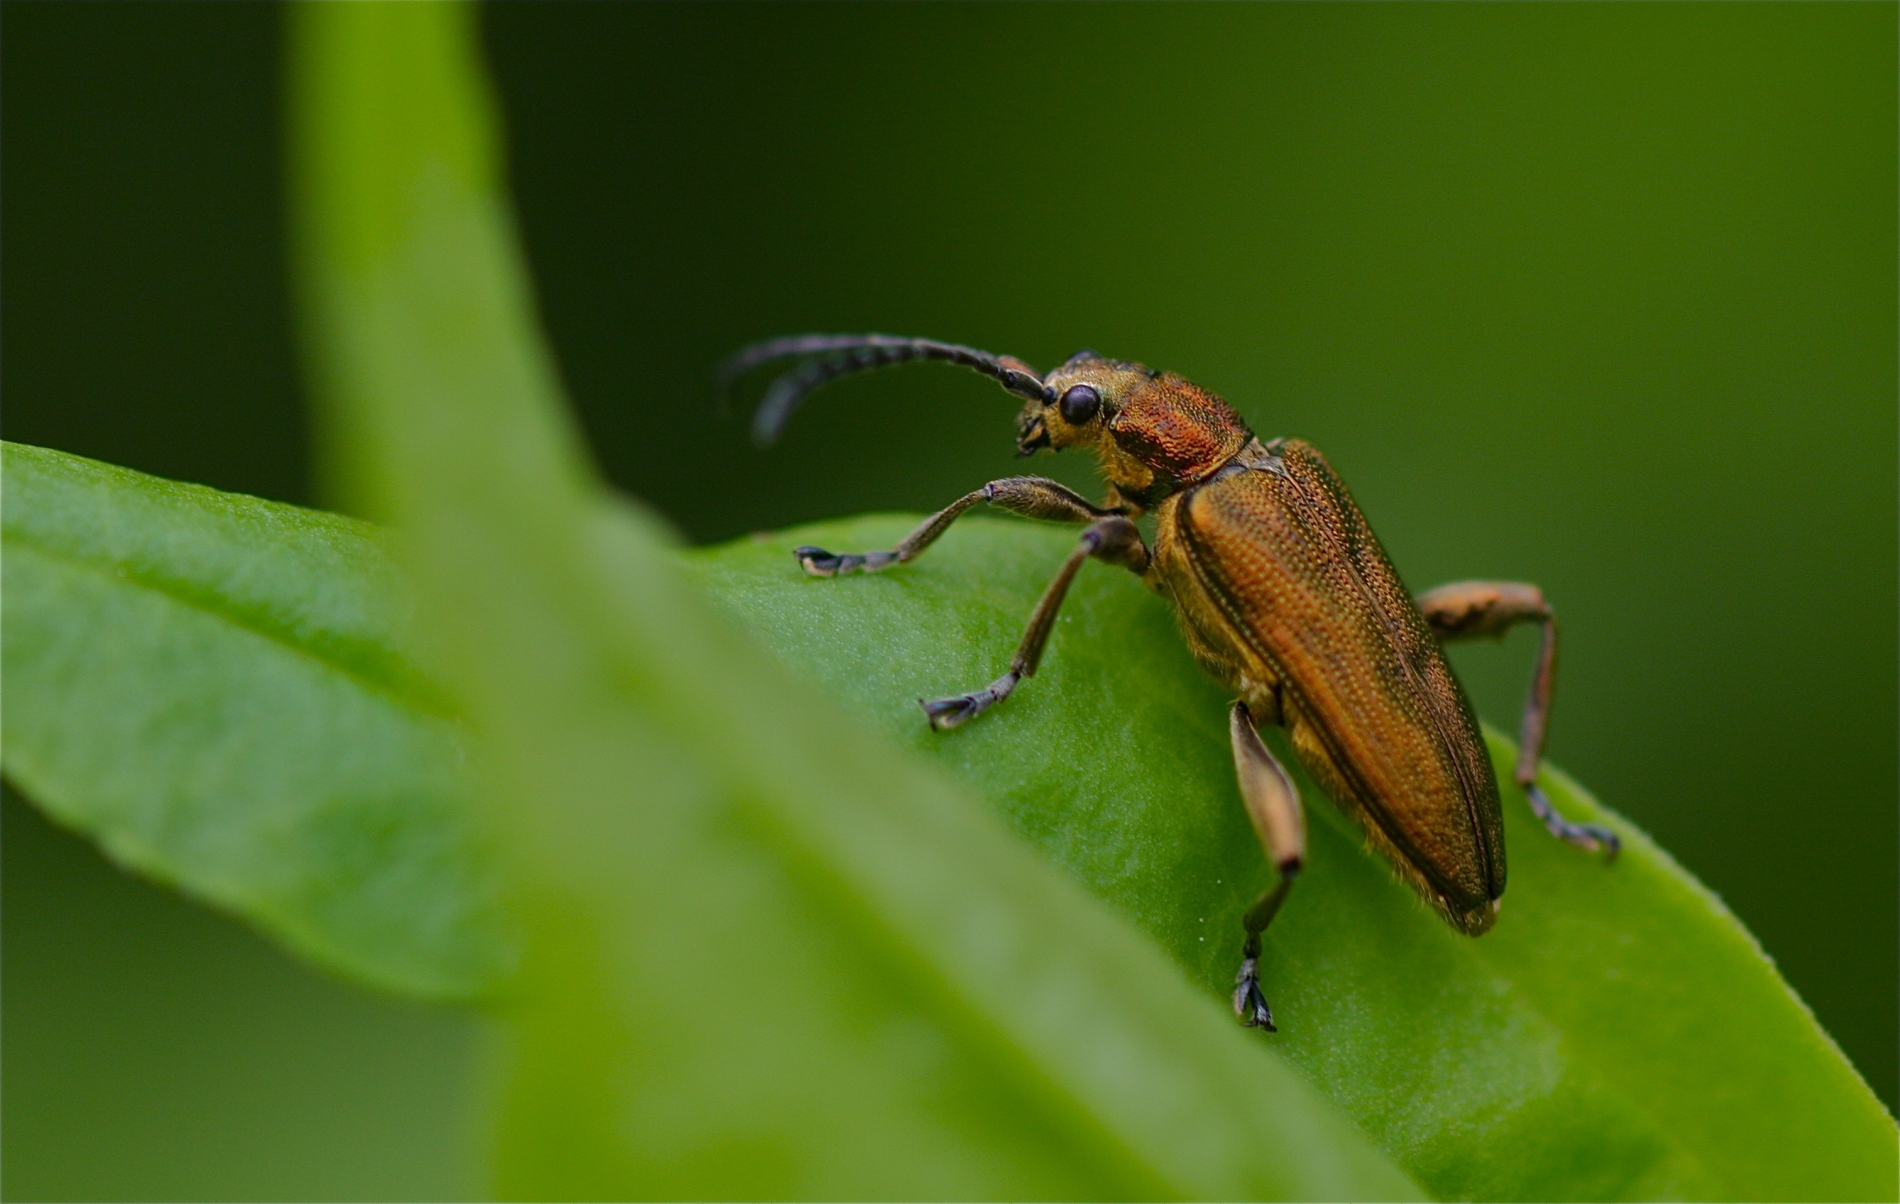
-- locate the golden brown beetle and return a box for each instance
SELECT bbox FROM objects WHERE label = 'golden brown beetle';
[719,334,1618,1030]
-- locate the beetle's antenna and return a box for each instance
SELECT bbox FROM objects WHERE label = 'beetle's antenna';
[716,334,1047,446]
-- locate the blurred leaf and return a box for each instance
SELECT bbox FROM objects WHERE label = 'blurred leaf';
[1,440,504,999]
[288,3,1419,1201]
[687,513,1900,1202]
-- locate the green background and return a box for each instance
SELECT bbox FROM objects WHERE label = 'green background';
[4,3,1893,1198]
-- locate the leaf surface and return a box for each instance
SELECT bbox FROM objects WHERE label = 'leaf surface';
[1,440,504,999]
[687,512,1900,1202]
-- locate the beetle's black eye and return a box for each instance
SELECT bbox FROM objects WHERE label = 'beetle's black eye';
[1059,384,1101,425]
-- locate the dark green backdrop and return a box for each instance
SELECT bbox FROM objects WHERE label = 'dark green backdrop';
[4,4,1893,1199]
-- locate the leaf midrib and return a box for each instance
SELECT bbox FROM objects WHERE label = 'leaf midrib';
[3,524,460,723]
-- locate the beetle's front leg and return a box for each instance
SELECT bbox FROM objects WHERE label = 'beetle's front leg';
[1229,702,1305,1031]
[793,477,1118,576]
[1416,580,1619,858]
[920,516,1148,730]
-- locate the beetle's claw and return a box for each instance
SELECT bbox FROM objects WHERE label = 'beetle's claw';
[1558,822,1620,861]
[920,694,982,730]
[794,546,842,576]
[1233,955,1276,1031]
[1575,824,1621,862]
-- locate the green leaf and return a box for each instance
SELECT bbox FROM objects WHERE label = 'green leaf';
[686,512,1900,1202]
[1,440,505,1000]
[9,435,1893,1197]
[287,3,1419,1200]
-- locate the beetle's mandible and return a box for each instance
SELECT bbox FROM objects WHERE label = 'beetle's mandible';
[719,333,1619,1031]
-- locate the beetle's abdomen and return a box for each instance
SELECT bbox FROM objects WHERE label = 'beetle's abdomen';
[1159,440,1505,932]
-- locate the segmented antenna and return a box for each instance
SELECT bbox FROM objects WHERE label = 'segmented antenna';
[715,334,1047,445]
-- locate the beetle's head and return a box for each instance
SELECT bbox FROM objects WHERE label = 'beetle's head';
[1027,350,1254,505]
[719,334,1251,505]
[1012,350,1154,457]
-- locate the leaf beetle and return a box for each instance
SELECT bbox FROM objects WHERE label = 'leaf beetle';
[719,334,1617,1030]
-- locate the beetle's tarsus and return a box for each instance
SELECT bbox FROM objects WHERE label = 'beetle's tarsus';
[1233,938,1277,1031]
[1524,782,1620,860]
[794,546,897,577]
[921,671,1020,731]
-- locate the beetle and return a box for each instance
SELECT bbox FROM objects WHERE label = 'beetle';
[719,333,1618,1031]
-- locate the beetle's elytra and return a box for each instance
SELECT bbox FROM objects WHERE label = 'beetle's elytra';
[719,334,1618,1031]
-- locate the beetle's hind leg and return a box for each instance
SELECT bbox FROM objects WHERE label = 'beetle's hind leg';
[793,477,1117,576]
[1229,702,1305,1031]
[1416,581,1619,858]
[921,516,1148,729]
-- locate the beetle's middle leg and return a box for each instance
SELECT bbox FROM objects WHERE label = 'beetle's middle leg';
[1416,580,1619,858]
[920,516,1148,730]
[793,477,1117,576]
[1229,701,1305,1031]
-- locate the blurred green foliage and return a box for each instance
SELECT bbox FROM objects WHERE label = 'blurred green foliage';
[3,2,1894,1199]
[0,786,483,1202]
[289,6,1421,1196]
